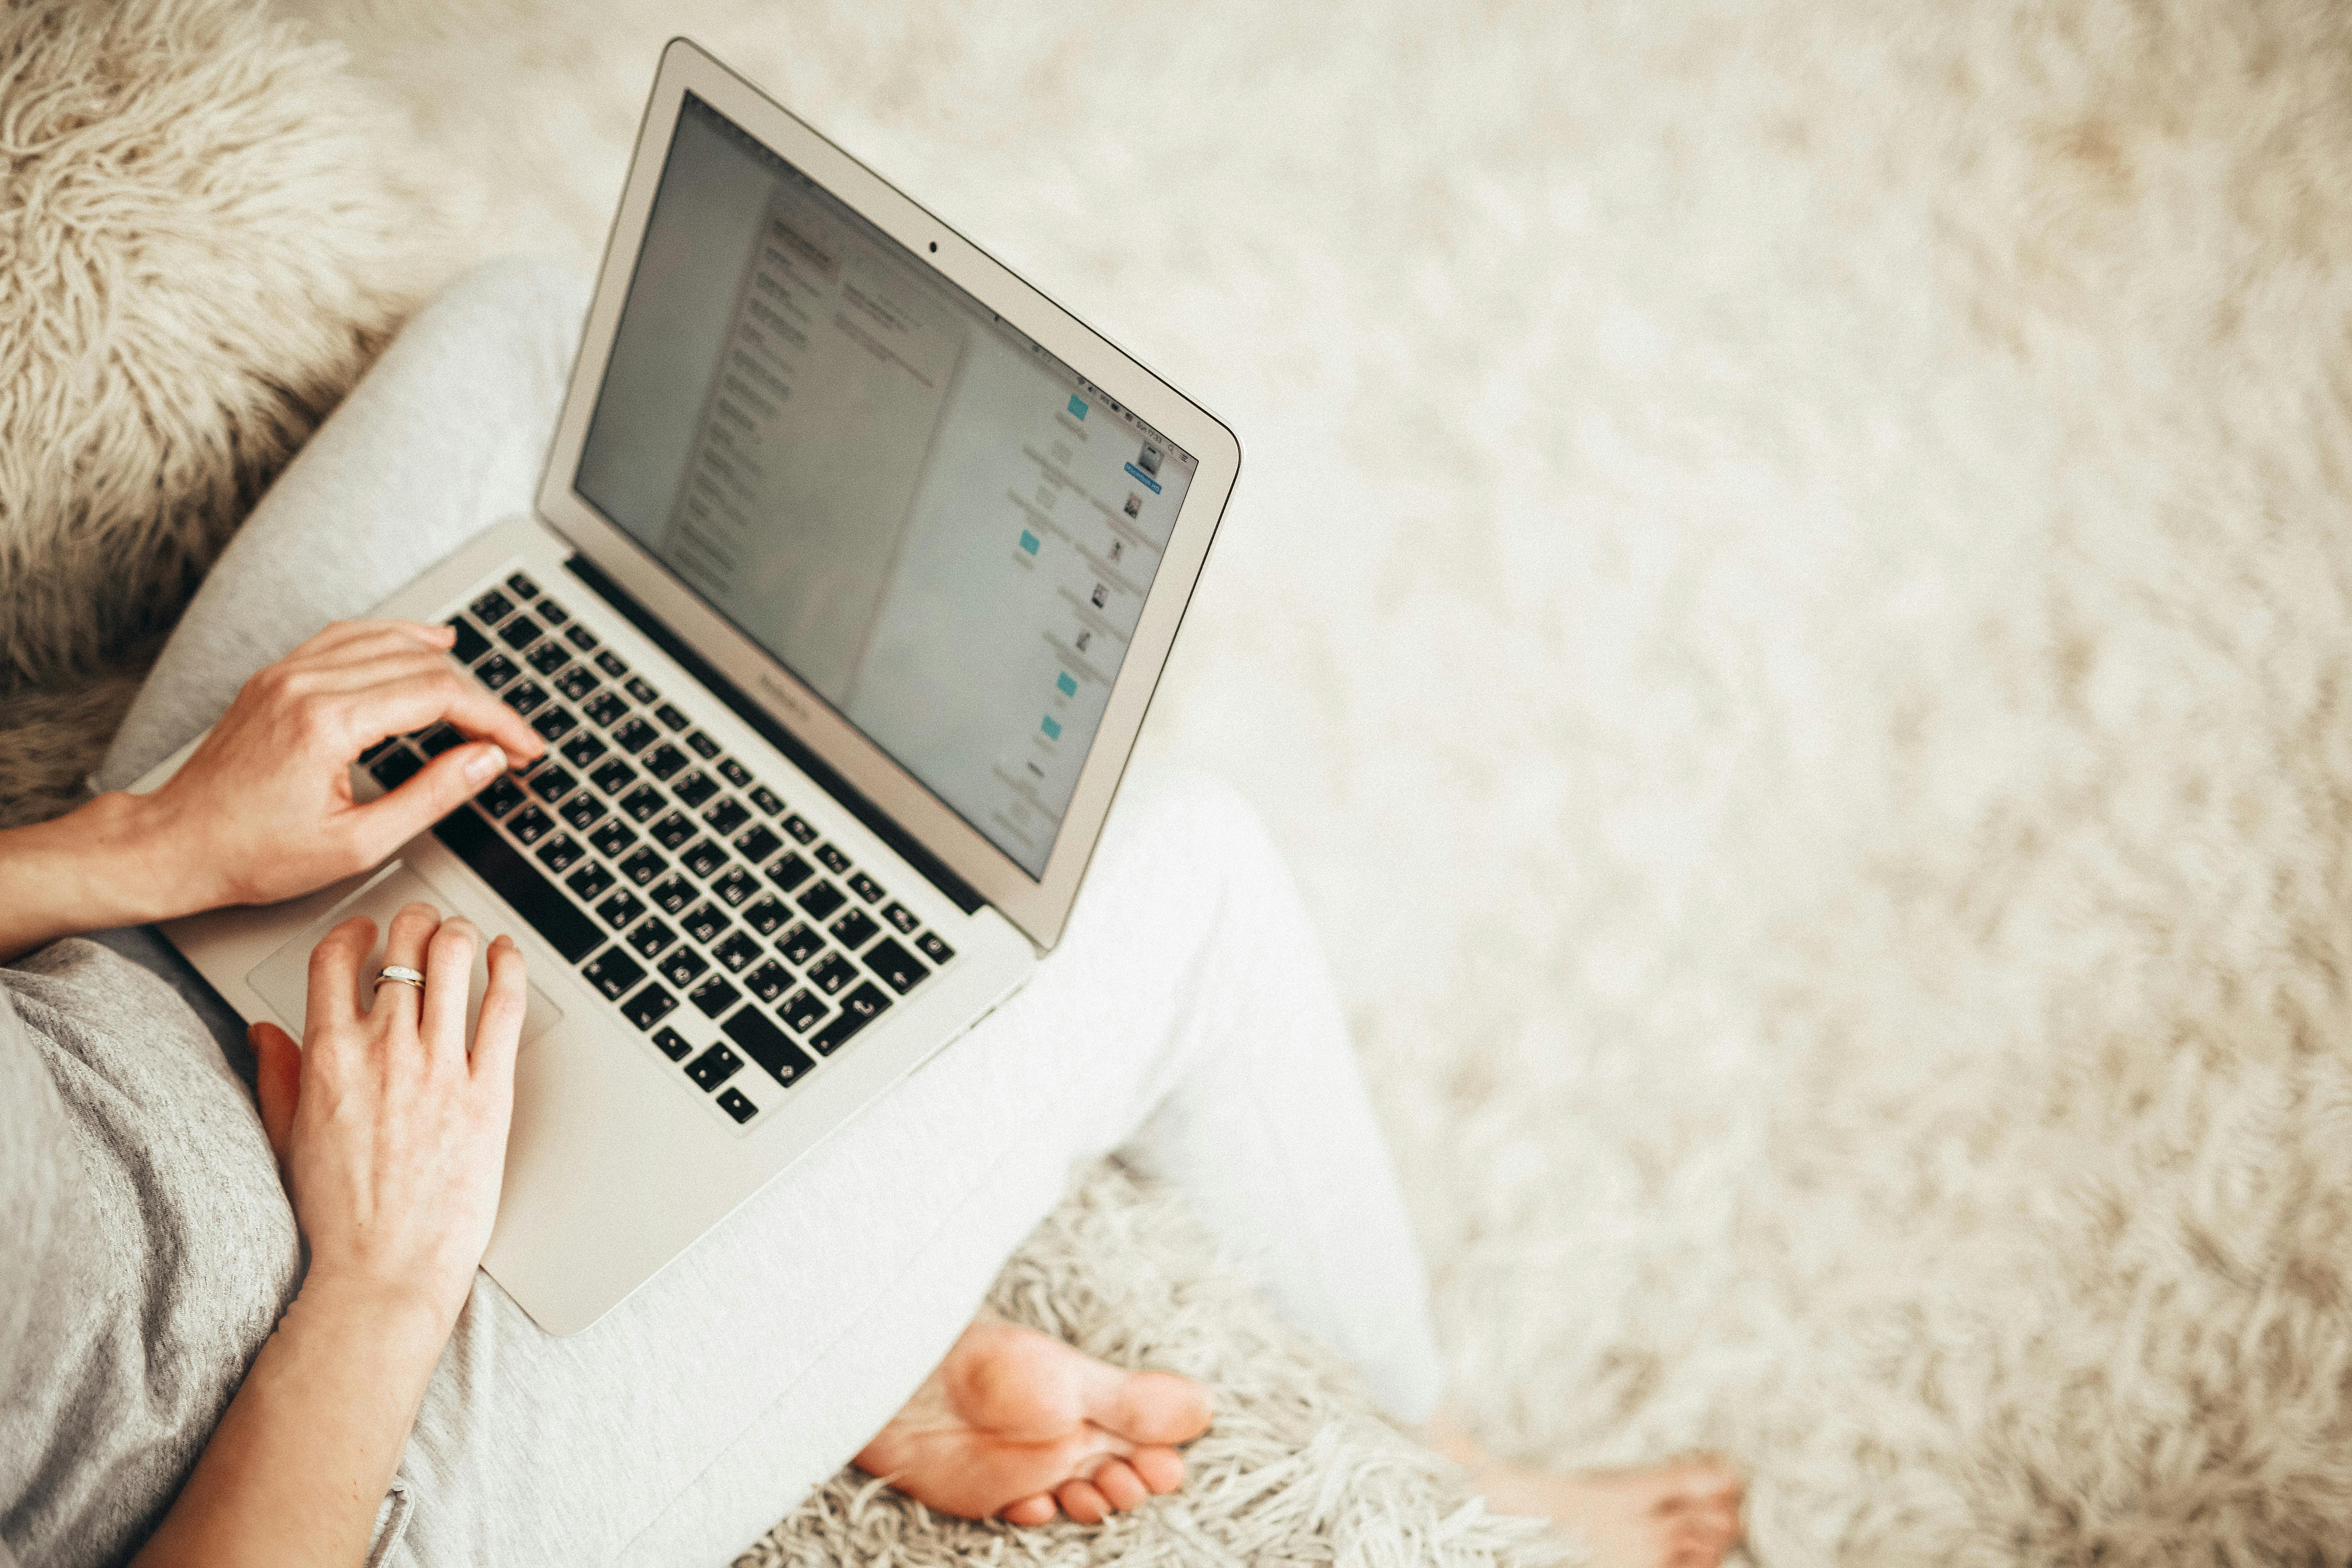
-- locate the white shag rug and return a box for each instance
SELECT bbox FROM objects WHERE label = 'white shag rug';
[198,0,2352,1559]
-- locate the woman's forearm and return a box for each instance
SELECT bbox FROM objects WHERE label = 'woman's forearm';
[0,791,191,963]
[130,1281,452,1568]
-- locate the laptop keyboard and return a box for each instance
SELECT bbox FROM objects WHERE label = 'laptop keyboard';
[357,569,959,1129]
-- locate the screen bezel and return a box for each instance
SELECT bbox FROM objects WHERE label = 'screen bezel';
[537,38,1240,951]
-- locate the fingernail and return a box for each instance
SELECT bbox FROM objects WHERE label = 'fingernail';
[464,745,505,784]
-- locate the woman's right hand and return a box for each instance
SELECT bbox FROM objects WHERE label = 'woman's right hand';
[248,902,528,1338]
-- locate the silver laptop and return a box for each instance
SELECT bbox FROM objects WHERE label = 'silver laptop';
[131,38,1238,1335]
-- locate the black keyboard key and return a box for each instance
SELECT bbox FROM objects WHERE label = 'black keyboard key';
[797,881,847,921]
[535,596,568,626]
[596,889,646,930]
[528,766,575,803]
[504,572,539,600]
[713,931,761,973]
[710,866,758,908]
[685,1041,744,1091]
[565,623,599,652]
[625,675,660,705]
[742,895,789,937]
[777,923,824,967]
[716,1086,758,1123]
[808,981,891,1056]
[881,901,920,935]
[475,653,519,689]
[617,846,667,886]
[847,872,885,905]
[688,975,739,1019]
[807,952,856,996]
[915,931,955,965]
[469,588,514,623]
[766,852,813,892]
[745,959,791,1003]
[732,825,782,866]
[682,902,730,945]
[556,665,598,701]
[535,833,584,874]
[499,615,542,651]
[360,735,399,764]
[701,797,749,837]
[782,813,818,845]
[527,640,569,676]
[476,775,526,817]
[417,723,464,758]
[433,806,603,963]
[622,981,678,1032]
[814,843,852,876]
[650,811,697,851]
[625,917,677,959]
[560,792,608,831]
[749,784,785,817]
[672,770,718,810]
[530,706,577,743]
[780,989,827,1035]
[584,690,629,727]
[502,681,548,717]
[612,716,659,754]
[506,805,552,845]
[723,1006,816,1089]
[619,785,665,822]
[589,757,637,797]
[682,839,727,880]
[828,909,879,952]
[648,874,696,916]
[566,861,615,902]
[651,1025,692,1061]
[713,756,750,790]
[369,748,424,791]
[588,820,638,858]
[862,937,927,995]
[643,743,688,780]
[657,946,708,989]
[685,729,721,759]
[595,650,628,678]
[561,731,607,768]
[655,702,691,732]
[447,616,491,663]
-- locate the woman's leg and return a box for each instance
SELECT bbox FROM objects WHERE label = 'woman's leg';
[387,770,1445,1567]
[95,258,589,793]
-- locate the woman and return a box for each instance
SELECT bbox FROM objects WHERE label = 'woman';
[0,262,1743,1568]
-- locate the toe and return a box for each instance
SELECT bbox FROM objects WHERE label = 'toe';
[1056,1478,1111,1524]
[1096,1369,1213,1446]
[1001,1493,1058,1527]
[1092,1458,1149,1511]
[1130,1445,1185,1494]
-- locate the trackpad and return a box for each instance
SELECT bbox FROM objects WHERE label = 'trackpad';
[248,862,564,1048]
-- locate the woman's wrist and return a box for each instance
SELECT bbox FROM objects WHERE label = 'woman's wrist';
[285,1269,463,1386]
[0,790,208,961]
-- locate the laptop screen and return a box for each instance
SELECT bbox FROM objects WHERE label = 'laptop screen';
[575,91,1198,880]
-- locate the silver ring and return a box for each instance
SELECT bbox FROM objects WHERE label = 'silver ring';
[374,965,426,992]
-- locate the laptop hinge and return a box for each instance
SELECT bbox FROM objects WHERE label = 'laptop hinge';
[562,554,986,916]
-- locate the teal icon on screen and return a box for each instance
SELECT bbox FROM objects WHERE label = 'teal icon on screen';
[1068,394,1088,420]
[1041,715,1063,740]
[1019,530,1039,555]
[1056,671,1078,697]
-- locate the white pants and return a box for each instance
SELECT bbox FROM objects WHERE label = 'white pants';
[98,261,1444,1567]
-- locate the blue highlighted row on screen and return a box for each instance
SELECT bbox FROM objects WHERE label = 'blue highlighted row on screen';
[1041,715,1063,740]
[1019,530,1039,554]
[1056,671,1078,697]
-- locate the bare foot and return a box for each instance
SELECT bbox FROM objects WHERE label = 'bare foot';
[855,1310,1213,1526]
[1428,1413,1745,1568]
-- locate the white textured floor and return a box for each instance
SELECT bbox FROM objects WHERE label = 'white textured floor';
[289,1,2352,1559]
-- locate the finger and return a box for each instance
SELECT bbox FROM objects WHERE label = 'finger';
[419,916,482,1064]
[295,618,458,662]
[469,934,528,1089]
[346,741,510,864]
[287,631,461,683]
[249,1022,302,1172]
[1001,1494,1057,1527]
[341,666,543,763]
[1054,1479,1109,1526]
[304,916,375,1032]
[1089,1458,1148,1512]
[369,902,442,1027]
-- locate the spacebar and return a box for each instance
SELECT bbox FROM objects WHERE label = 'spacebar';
[431,807,603,964]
